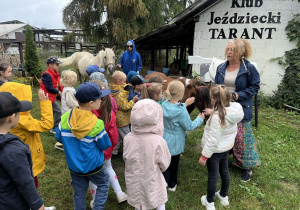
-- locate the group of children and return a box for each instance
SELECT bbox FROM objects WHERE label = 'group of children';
[0,56,244,210]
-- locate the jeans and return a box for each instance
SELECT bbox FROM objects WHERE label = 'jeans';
[70,167,109,210]
[52,99,61,128]
[163,154,180,188]
[206,151,230,203]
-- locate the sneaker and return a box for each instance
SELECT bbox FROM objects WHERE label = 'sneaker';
[44,207,56,210]
[50,129,56,134]
[241,169,252,182]
[90,199,94,209]
[117,192,127,203]
[215,191,229,206]
[112,150,118,156]
[201,195,216,210]
[168,185,177,192]
[54,142,64,151]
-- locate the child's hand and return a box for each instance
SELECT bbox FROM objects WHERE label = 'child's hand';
[198,112,205,119]
[58,91,62,97]
[203,108,213,116]
[185,97,195,107]
[133,95,139,103]
[199,156,207,166]
[38,89,49,101]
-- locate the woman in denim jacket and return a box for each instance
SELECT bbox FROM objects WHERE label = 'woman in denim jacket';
[213,38,260,182]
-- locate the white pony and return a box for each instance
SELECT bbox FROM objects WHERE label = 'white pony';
[60,46,116,83]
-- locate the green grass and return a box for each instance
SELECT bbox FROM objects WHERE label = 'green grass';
[29,86,300,209]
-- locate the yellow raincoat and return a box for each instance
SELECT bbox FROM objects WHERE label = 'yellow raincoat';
[0,82,53,177]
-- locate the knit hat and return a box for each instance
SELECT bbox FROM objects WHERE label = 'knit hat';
[74,82,111,103]
[127,71,138,83]
[127,41,133,46]
[89,72,109,87]
[130,75,146,86]
[0,92,32,118]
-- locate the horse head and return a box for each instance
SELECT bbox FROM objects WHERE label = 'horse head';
[102,46,116,75]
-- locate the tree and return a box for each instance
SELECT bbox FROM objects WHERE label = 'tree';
[24,25,43,79]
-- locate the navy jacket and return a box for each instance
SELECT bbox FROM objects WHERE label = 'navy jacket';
[215,59,260,122]
[119,39,142,75]
[0,133,43,210]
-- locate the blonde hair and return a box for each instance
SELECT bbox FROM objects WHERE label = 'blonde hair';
[209,85,231,128]
[60,70,77,87]
[225,38,252,60]
[163,80,184,101]
[141,82,163,101]
[112,71,126,83]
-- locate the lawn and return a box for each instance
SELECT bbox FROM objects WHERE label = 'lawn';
[28,86,300,210]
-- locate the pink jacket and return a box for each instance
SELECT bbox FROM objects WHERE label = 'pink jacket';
[123,99,171,209]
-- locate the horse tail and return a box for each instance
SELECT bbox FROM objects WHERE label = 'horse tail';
[60,52,80,66]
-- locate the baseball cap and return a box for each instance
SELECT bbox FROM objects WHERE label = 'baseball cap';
[46,56,62,64]
[127,71,138,83]
[86,65,100,76]
[74,82,111,103]
[0,92,32,118]
[130,75,146,86]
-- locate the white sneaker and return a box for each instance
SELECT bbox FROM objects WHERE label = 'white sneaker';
[215,190,229,206]
[168,185,177,192]
[44,207,56,210]
[112,150,118,156]
[117,192,127,203]
[90,199,94,209]
[201,195,216,210]
[54,142,64,151]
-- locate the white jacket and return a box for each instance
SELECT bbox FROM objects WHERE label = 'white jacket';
[61,87,78,114]
[201,102,244,158]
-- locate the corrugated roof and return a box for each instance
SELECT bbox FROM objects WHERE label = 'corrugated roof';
[0,24,27,37]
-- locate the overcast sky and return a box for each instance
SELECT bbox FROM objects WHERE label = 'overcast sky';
[1,0,72,29]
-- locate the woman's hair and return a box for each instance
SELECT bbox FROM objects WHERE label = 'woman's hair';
[0,63,11,73]
[91,80,112,124]
[148,75,164,84]
[163,80,184,101]
[209,85,231,128]
[141,82,163,101]
[225,38,252,60]
[60,70,77,87]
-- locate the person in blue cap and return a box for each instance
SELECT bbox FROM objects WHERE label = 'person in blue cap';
[117,40,142,75]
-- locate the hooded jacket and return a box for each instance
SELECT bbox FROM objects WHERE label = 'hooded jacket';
[0,82,54,177]
[92,109,118,160]
[110,83,135,127]
[123,99,171,209]
[201,102,244,158]
[162,101,203,156]
[0,133,44,210]
[55,107,111,174]
[215,59,260,122]
[118,40,142,75]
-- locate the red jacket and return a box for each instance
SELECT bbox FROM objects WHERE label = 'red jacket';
[92,110,118,160]
[40,68,63,104]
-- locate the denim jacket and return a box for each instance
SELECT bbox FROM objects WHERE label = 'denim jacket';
[214,59,260,122]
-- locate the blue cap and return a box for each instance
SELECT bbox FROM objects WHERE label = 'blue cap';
[75,82,111,103]
[86,65,100,76]
[127,71,138,83]
[100,68,105,72]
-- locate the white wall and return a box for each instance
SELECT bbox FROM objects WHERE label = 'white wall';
[193,0,300,95]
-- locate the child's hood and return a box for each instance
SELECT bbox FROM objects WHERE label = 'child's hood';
[0,82,32,115]
[130,99,164,136]
[162,101,185,119]
[224,102,244,124]
[68,107,98,139]
[0,133,19,148]
[109,83,128,97]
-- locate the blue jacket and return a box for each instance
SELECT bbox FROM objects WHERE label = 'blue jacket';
[119,39,142,75]
[0,133,43,210]
[215,59,260,122]
[55,108,111,174]
[162,101,203,156]
[127,88,141,101]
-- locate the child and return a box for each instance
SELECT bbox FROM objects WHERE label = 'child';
[60,70,78,114]
[55,82,111,210]
[0,62,12,86]
[109,71,138,155]
[123,99,171,210]
[141,82,163,103]
[0,92,45,210]
[199,85,244,210]
[162,80,205,191]
[0,82,54,189]
[40,56,63,133]
[128,75,146,101]
[89,80,127,206]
